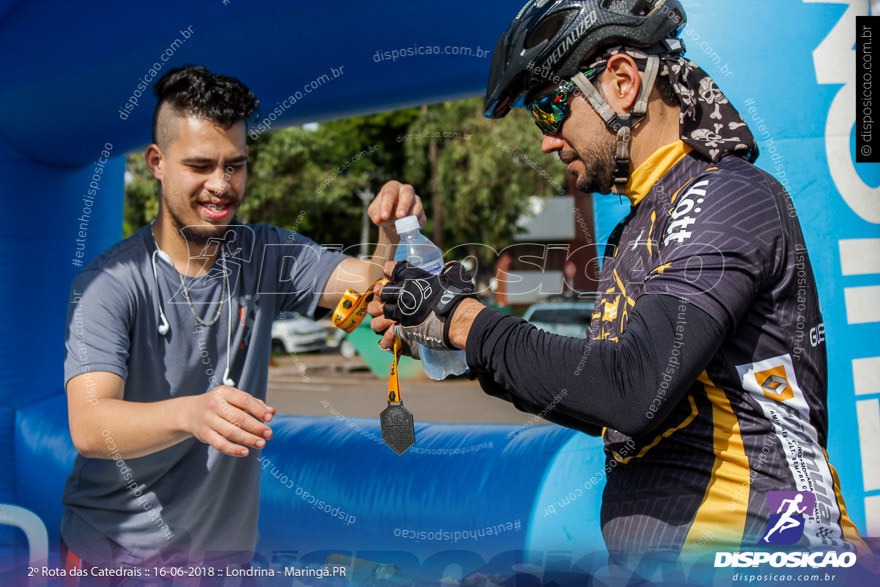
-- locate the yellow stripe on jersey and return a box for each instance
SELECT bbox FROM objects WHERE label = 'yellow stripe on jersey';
[668,175,694,206]
[612,394,699,463]
[824,449,870,558]
[681,372,750,557]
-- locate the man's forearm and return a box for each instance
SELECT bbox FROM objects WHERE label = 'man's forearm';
[70,395,195,460]
[461,295,725,436]
[448,298,487,349]
[319,228,398,310]
[370,226,397,273]
[70,382,272,460]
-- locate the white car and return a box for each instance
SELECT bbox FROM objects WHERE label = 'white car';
[522,301,595,338]
[326,328,358,358]
[270,312,330,354]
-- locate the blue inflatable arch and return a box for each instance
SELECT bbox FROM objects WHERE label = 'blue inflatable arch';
[0,0,876,579]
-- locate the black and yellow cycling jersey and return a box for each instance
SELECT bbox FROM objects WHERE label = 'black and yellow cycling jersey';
[594,140,864,559]
[465,141,867,561]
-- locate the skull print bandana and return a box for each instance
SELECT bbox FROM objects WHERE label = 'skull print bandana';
[588,46,759,164]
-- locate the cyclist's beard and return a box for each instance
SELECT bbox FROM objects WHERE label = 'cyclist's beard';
[572,132,617,195]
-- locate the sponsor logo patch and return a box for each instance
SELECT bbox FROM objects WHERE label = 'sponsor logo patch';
[754,365,793,402]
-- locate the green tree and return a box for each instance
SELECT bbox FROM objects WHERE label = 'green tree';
[402,97,567,279]
[240,125,363,246]
[123,156,159,237]
[241,108,419,248]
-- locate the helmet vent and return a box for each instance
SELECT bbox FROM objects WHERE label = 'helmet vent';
[632,0,655,17]
[524,11,570,50]
[601,0,652,16]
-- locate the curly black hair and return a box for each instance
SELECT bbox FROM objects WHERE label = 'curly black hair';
[151,65,259,144]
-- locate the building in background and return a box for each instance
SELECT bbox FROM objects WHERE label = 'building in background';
[494,185,599,308]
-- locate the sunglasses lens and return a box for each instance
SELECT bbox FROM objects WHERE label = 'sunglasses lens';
[525,70,601,134]
[528,88,568,134]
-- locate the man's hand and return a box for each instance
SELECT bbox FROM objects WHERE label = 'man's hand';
[67,372,277,460]
[368,180,426,233]
[182,385,275,457]
[318,180,425,310]
[373,261,477,355]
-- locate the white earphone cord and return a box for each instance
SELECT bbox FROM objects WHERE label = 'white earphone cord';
[222,255,234,387]
[152,244,235,388]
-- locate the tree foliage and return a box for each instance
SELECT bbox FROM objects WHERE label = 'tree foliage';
[123,156,159,237]
[401,98,566,273]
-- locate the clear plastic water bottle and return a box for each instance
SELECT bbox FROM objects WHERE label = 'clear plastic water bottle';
[394,216,468,380]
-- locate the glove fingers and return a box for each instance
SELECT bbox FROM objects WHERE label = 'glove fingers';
[383,301,404,323]
[391,260,419,281]
[379,283,403,304]
[441,261,476,291]
[380,282,405,322]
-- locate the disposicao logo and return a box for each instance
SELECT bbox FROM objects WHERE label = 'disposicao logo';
[713,490,857,570]
[762,490,815,546]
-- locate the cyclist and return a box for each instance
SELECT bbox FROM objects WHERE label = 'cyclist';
[374,0,869,575]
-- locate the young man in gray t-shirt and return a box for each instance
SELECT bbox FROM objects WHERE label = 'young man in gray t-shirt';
[63,65,422,570]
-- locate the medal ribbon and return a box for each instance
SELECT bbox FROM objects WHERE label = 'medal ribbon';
[331,277,388,333]
[388,337,401,403]
[330,278,403,401]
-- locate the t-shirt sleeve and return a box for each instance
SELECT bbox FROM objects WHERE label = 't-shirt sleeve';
[64,269,133,387]
[254,225,346,318]
[641,171,780,334]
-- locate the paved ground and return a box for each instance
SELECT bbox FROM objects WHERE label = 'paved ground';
[266,350,542,424]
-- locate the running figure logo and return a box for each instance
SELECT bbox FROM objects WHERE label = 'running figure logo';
[762,491,815,545]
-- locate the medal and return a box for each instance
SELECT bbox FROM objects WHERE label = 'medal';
[331,281,415,455]
[380,338,415,454]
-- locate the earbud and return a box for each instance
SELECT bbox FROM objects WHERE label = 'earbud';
[156,250,172,265]
[222,359,235,386]
[152,248,172,336]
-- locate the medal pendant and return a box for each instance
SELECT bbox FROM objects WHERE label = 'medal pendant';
[380,403,415,455]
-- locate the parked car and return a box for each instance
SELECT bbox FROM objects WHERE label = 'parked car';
[271,312,330,354]
[522,301,595,338]
[325,324,358,358]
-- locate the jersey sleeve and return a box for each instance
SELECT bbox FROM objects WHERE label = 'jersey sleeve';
[465,294,724,437]
[642,171,781,334]
[253,225,346,318]
[64,269,134,386]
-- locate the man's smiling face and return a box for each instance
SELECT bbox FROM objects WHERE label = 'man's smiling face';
[151,106,248,245]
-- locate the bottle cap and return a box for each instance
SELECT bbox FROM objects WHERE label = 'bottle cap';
[394,215,421,234]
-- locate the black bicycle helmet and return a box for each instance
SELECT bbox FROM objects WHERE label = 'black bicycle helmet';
[484,0,686,119]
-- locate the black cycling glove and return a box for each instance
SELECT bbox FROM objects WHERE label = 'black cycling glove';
[380,261,477,352]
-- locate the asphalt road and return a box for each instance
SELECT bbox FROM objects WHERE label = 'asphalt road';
[266,351,543,424]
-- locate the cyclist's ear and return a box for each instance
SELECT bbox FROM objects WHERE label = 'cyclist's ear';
[603,53,641,112]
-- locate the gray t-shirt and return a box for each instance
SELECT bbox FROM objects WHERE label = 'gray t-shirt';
[62,223,346,567]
